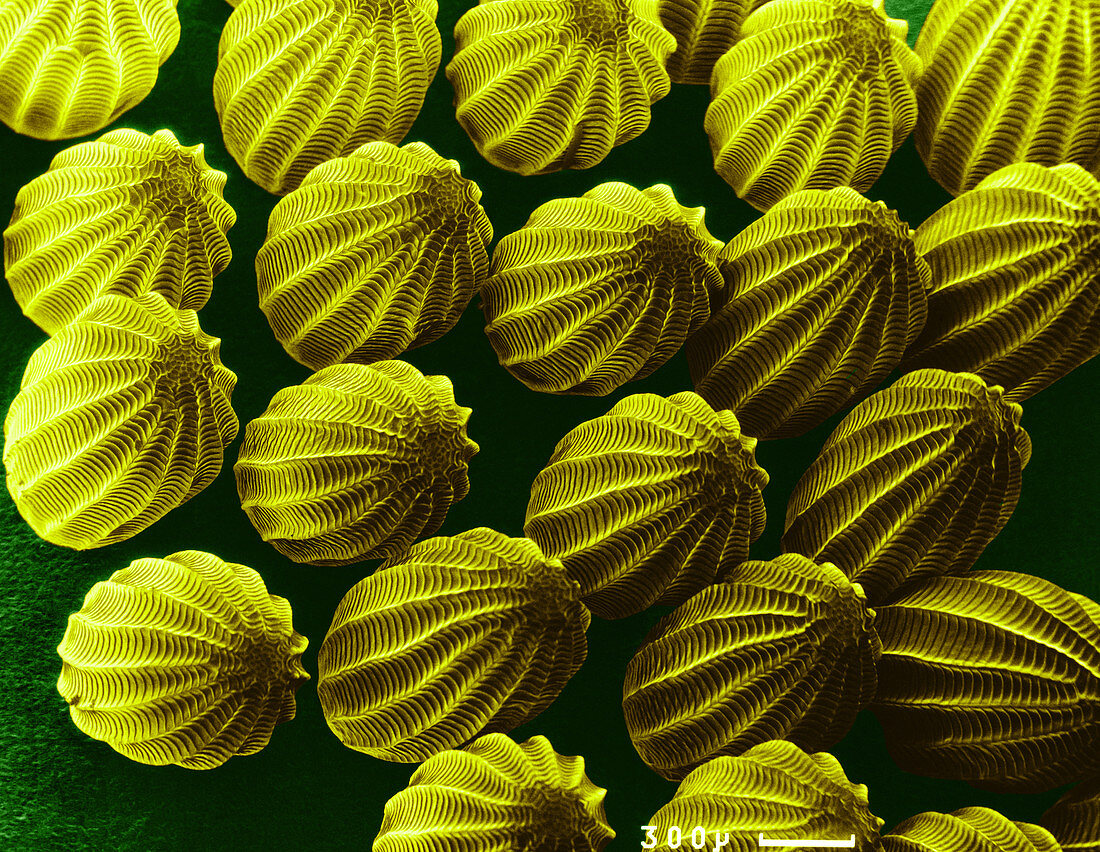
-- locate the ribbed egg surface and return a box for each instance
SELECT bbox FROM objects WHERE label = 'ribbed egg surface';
[871,570,1100,793]
[317,529,590,761]
[234,360,478,565]
[623,553,880,780]
[0,0,179,139]
[914,0,1100,197]
[687,187,929,439]
[373,734,614,851]
[644,741,885,851]
[525,391,767,619]
[4,292,238,550]
[56,550,309,769]
[256,141,492,370]
[482,182,723,396]
[782,369,1032,604]
[214,0,441,194]
[658,0,766,85]
[880,807,1063,852]
[903,162,1100,401]
[4,128,236,335]
[705,0,921,210]
[446,0,676,175]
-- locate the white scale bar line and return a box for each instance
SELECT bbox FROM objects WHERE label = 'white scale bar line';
[758,834,856,848]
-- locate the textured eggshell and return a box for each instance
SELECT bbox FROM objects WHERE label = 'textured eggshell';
[234,360,478,565]
[373,733,613,851]
[644,741,884,851]
[1042,778,1100,851]
[483,182,723,396]
[914,0,1100,197]
[782,369,1032,605]
[526,391,767,619]
[445,0,676,175]
[658,0,765,85]
[213,0,441,195]
[0,0,179,139]
[56,550,309,769]
[3,292,238,550]
[256,141,493,370]
[881,808,1063,852]
[688,187,929,439]
[5,128,236,335]
[705,0,921,211]
[317,529,590,761]
[623,554,880,780]
[903,162,1100,401]
[871,570,1100,793]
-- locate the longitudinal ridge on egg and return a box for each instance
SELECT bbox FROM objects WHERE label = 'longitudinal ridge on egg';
[482,182,723,396]
[705,0,921,210]
[913,0,1100,197]
[903,162,1100,402]
[234,360,478,565]
[881,807,1062,852]
[643,741,884,850]
[782,369,1032,604]
[0,0,180,139]
[525,391,767,619]
[871,570,1100,794]
[374,733,615,851]
[623,553,880,780]
[688,187,929,439]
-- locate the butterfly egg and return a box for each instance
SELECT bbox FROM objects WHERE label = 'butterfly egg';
[4,128,236,335]
[782,368,1032,604]
[317,529,590,761]
[56,550,309,769]
[214,0,441,194]
[688,187,929,439]
[257,141,493,370]
[624,554,880,780]
[659,0,767,85]
[0,0,179,139]
[871,570,1100,794]
[1041,777,1100,851]
[3,292,238,549]
[705,0,920,210]
[483,182,724,396]
[446,0,676,175]
[234,360,478,565]
[644,740,884,850]
[374,733,614,851]
[525,391,767,619]
[914,0,1100,197]
[904,161,1100,401]
[882,808,1061,852]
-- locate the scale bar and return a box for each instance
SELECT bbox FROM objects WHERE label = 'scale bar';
[758,834,856,848]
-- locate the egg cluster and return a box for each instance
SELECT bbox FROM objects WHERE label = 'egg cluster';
[4,0,1100,848]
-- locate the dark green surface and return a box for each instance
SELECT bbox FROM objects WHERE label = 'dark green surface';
[1,0,1096,848]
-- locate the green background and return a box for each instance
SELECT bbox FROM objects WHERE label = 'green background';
[2,0,1097,848]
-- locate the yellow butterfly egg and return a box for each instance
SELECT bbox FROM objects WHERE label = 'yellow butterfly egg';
[234,360,478,565]
[374,734,614,851]
[5,129,235,335]
[4,292,238,549]
[57,550,309,769]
